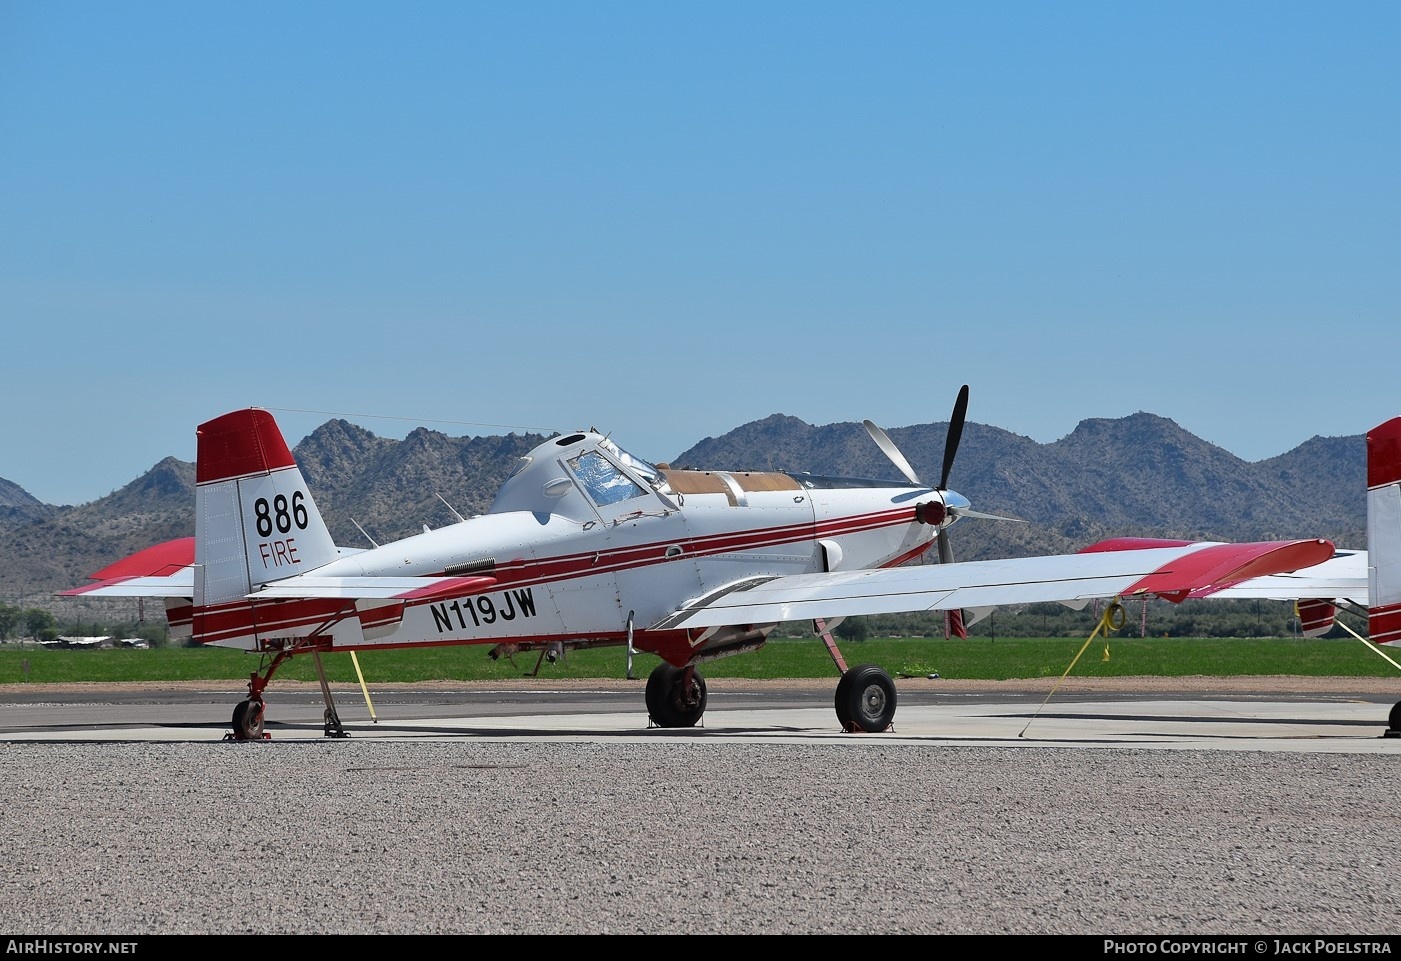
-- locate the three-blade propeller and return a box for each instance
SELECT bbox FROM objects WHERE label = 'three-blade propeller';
[863,383,1022,567]
[863,386,1025,640]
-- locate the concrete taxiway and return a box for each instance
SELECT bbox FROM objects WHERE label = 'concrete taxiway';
[2,676,1399,752]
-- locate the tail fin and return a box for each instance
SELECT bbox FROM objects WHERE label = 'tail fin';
[194,408,338,608]
[1367,416,1401,644]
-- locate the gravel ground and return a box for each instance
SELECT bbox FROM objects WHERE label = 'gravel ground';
[3,695,1401,936]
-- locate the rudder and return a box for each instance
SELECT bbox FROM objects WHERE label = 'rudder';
[194,408,339,609]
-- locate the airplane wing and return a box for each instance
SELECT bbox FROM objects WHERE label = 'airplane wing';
[59,537,196,598]
[650,538,1337,631]
[1076,537,1369,605]
[1183,550,1368,604]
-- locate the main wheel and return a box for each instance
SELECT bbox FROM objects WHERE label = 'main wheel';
[1389,700,1401,733]
[645,663,707,728]
[834,664,896,733]
[231,699,265,740]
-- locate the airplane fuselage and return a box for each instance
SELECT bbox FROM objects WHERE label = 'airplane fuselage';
[179,428,948,668]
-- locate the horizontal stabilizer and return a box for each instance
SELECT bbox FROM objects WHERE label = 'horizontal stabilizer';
[59,571,196,598]
[59,538,197,598]
[249,574,499,601]
[87,537,196,579]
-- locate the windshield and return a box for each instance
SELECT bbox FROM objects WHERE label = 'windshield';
[567,450,648,507]
[598,438,664,486]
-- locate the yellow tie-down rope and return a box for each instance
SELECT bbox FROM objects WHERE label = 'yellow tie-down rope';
[1300,601,1401,674]
[350,651,378,722]
[1019,598,1126,738]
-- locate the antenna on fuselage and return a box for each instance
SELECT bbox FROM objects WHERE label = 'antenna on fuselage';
[351,518,380,548]
[436,493,467,523]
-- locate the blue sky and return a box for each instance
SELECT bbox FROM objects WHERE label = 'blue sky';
[2,2,1397,506]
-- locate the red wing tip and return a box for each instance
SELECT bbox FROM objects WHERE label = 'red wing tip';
[1130,538,1335,601]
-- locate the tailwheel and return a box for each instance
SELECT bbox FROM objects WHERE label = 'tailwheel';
[834,664,896,733]
[645,663,707,728]
[230,698,266,741]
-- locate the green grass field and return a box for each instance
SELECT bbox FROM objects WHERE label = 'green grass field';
[2,634,1399,686]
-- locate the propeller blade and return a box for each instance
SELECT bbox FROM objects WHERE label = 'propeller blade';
[934,385,970,570]
[939,384,969,491]
[951,507,1027,523]
[862,419,922,487]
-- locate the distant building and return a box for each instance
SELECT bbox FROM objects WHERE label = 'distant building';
[42,635,112,648]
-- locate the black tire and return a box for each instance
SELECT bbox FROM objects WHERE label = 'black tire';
[1389,700,1401,733]
[231,699,265,740]
[834,664,896,733]
[834,670,856,731]
[645,663,707,728]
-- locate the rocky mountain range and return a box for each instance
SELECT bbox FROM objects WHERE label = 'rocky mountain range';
[1,410,1368,623]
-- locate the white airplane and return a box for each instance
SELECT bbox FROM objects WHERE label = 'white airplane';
[60,387,1397,740]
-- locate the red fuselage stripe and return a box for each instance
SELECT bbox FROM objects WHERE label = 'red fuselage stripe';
[1370,604,1401,645]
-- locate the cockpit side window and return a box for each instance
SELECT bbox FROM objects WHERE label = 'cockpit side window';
[567,450,648,507]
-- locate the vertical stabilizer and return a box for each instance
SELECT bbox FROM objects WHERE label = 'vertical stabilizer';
[1367,416,1401,644]
[194,408,338,609]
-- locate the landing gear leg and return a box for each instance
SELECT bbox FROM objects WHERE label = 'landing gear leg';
[313,650,349,739]
[813,618,898,733]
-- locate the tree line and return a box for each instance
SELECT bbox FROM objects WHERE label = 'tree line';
[0,602,171,646]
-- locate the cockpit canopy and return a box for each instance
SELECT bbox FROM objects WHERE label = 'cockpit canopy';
[489,430,671,521]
